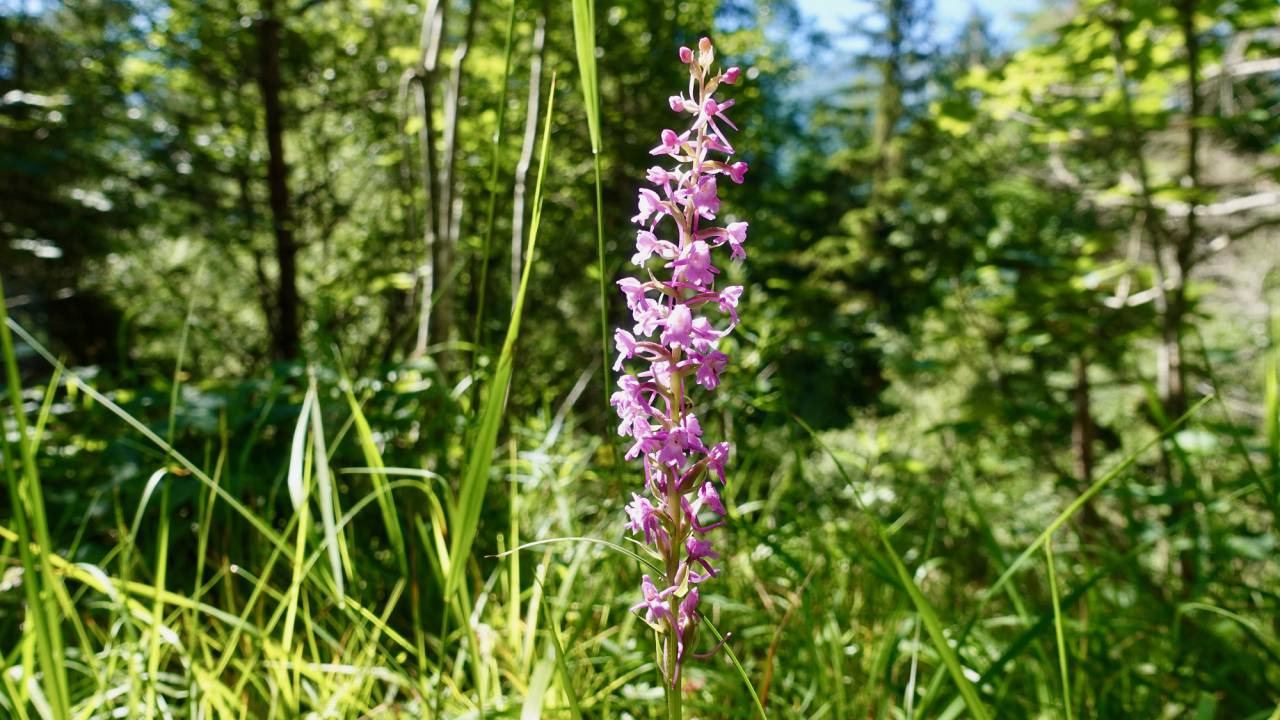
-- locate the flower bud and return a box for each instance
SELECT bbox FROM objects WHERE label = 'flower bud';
[697,37,714,67]
[678,46,693,63]
[722,66,741,84]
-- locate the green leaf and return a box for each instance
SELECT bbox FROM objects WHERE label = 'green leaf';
[520,657,555,720]
[570,0,600,150]
[339,379,407,573]
[308,375,346,602]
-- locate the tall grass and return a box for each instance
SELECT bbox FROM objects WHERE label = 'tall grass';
[798,415,991,720]
[570,0,612,422]
[1,274,70,720]
[4,275,1279,718]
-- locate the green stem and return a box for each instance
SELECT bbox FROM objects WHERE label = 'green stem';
[593,150,609,420]
[433,599,450,718]
[1045,539,1073,720]
[664,547,683,720]
[664,363,684,718]
[666,653,683,720]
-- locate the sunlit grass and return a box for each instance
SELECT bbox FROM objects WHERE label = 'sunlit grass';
[4,277,1280,718]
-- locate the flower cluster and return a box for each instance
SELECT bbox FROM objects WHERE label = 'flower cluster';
[612,36,747,687]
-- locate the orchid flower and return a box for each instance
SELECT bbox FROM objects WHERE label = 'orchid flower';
[614,35,748,695]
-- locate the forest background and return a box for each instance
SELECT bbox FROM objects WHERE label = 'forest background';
[2,0,1280,717]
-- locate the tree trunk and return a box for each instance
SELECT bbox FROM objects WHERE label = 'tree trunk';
[873,0,905,186]
[1072,352,1102,536]
[257,0,300,361]
[1171,0,1202,590]
[859,0,907,309]
[434,0,481,366]
[1107,4,1193,589]
[411,0,447,359]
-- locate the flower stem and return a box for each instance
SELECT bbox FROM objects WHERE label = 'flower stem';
[665,428,684,720]
[666,634,683,720]
[594,149,610,432]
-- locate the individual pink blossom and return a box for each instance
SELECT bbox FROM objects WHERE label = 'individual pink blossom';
[631,575,675,627]
[684,536,720,581]
[719,284,743,309]
[691,176,720,218]
[707,441,730,485]
[697,481,726,516]
[724,221,748,260]
[625,494,667,545]
[693,349,728,389]
[689,316,721,352]
[646,166,672,186]
[650,128,683,157]
[613,329,637,370]
[672,240,717,286]
[632,231,659,265]
[660,303,693,348]
[631,188,665,225]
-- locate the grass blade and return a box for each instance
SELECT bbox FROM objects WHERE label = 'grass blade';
[1044,538,1072,720]
[0,275,70,718]
[704,619,768,719]
[545,595,583,720]
[144,477,171,719]
[508,440,521,653]
[1176,602,1280,666]
[570,0,611,424]
[445,73,557,603]
[520,657,555,720]
[308,375,347,601]
[1266,293,1280,491]
[288,386,315,513]
[282,388,315,661]
[339,389,408,572]
[570,0,599,148]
